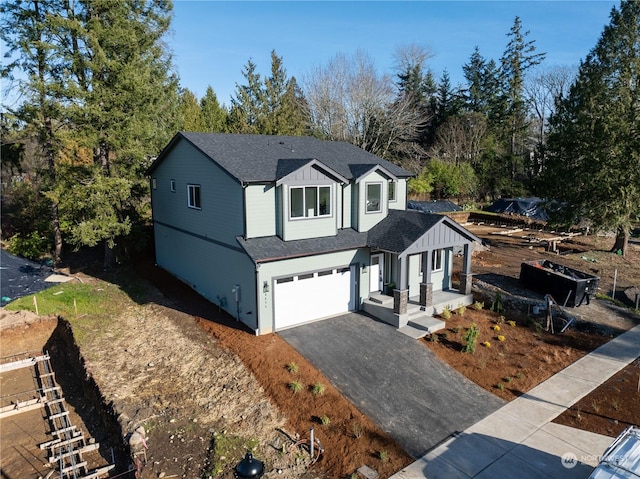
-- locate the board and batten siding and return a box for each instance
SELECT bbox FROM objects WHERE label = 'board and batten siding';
[280,164,339,240]
[151,140,245,246]
[401,221,472,257]
[245,184,277,238]
[154,222,257,330]
[255,248,369,334]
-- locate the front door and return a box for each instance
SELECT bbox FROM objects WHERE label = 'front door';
[370,253,384,292]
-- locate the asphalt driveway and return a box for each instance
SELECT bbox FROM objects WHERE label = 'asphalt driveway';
[279,313,505,458]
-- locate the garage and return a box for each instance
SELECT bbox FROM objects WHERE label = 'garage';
[274,266,355,330]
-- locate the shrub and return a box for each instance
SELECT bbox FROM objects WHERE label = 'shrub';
[496,383,505,391]
[472,301,484,311]
[378,450,389,462]
[508,320,516,327]
[462,323,480,354]
[350,421,364,438]
[482,341,491,348]
[319,414,330,425]
[497,335,506,342]
[456,304,466,316]
[286,362,298,373]
[7,231,50,260]
[289,381,303,393]
[492,325,501,331]
[490,292,505,315]
[311,383,325,395]
[441,306,452,319]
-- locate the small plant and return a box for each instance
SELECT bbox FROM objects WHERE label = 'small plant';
[504,376,513,383]
[490,292,505,315]
[591,400,600,413]
[289,381,303,393]
[497,335,506,342]
[286,362,299,373]
[429,333,439,343]
[611,398,621,411]
[497,315,505,325]
[472,301,484,311]
[378,450,389,462]
[452,326,461,334]
[350,421,364,438]
[462,323,480,354]
[311,383,326,396]
[482,341,491,348]
[496,382,505,391]
[456,304,466,316]
[492,324,501,331]
[515,372,524,379]
[508,320,516,327]
[319,414,330,425]
[441,306,452,319]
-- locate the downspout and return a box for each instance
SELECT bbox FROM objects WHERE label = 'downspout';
[254,262,261,336]
[241,180,248,240]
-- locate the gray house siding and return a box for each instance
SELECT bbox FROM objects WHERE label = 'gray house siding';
[389,179,408,211]
[245,184,277,238]
[154,223,257,329]
[401,221,472,257]
[151,140,245,246]
[356,170,389,232]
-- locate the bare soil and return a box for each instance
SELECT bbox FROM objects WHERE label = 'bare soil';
[2,221,638,479]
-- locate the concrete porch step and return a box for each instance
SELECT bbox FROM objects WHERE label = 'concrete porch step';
[368,292,393,306]
[398,324,429,339]
[408,315,446,334]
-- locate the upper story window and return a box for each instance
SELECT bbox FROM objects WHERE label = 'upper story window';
[366,183,382,213]
[290,186,331,219]
[170,179,176,192]
[388,181,396,202]
[187,184,201,209]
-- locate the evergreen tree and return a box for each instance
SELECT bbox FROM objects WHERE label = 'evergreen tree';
[499,16,546,189]
[200,86,229,132]
[542,0,639,256]
[178,88,203,131]
[229,59,264,133]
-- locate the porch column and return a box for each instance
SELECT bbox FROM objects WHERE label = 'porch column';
[393,289,409,315]
[460,243,473,295]
[394,255,409,314]
[420,250,432,307]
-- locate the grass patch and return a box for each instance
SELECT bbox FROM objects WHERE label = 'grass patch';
[4,281,132,344]
[311,383,325,396]
[289,381,303,394]
[207,432,259,477]
[286,362,299,373]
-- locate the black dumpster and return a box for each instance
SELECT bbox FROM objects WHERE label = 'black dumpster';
[519,259,600,307]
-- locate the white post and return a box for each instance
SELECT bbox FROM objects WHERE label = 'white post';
[310,427,314,458]
[612,269,618,300]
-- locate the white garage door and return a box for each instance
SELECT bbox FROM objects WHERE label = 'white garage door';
[274,267,354,330]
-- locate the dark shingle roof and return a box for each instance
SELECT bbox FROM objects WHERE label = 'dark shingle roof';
[150,132,413,183]
[237,229,369,263]
[367,209,444,253]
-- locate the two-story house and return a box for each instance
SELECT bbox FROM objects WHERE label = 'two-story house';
[148,132,480,337]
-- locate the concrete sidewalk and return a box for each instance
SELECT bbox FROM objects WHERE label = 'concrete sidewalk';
[391,323,640,479]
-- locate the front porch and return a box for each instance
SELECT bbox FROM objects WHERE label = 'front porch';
[362,289,474,339]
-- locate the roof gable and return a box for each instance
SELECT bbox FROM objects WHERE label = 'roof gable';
[148,132,413,184]
[367,210,481,255]
[275,158,348,186]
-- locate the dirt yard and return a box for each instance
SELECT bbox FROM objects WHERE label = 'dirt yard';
[1,219,639,479]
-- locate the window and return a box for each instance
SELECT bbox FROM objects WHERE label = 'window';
[152,178,157,190]
[432,249,444,271]
[388,181,396,202]
[290,186,331,219]
[170,179,176,192]
[366,183,382,213]
[187,184,201,209]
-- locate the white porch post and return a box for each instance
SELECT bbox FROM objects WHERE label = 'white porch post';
[459,243,474,295]
[420,250,432,308]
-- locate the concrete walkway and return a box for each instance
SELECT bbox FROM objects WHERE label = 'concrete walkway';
[391,323,640,479]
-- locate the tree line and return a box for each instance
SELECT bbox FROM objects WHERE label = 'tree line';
[2,0,638,264]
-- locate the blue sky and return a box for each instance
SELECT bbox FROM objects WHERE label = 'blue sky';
[170,1,619,106]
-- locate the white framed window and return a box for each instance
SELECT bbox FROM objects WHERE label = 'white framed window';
[366,182,382,213]
[170,179,176,192]
[388,181,396,202]
[290,186,331,219]
[432,249,444,271]
[187,184,201,209]
[152,178,157,190]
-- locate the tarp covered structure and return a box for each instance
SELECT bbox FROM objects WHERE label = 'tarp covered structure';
[408,200,463,214]
[484,197,549,221]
